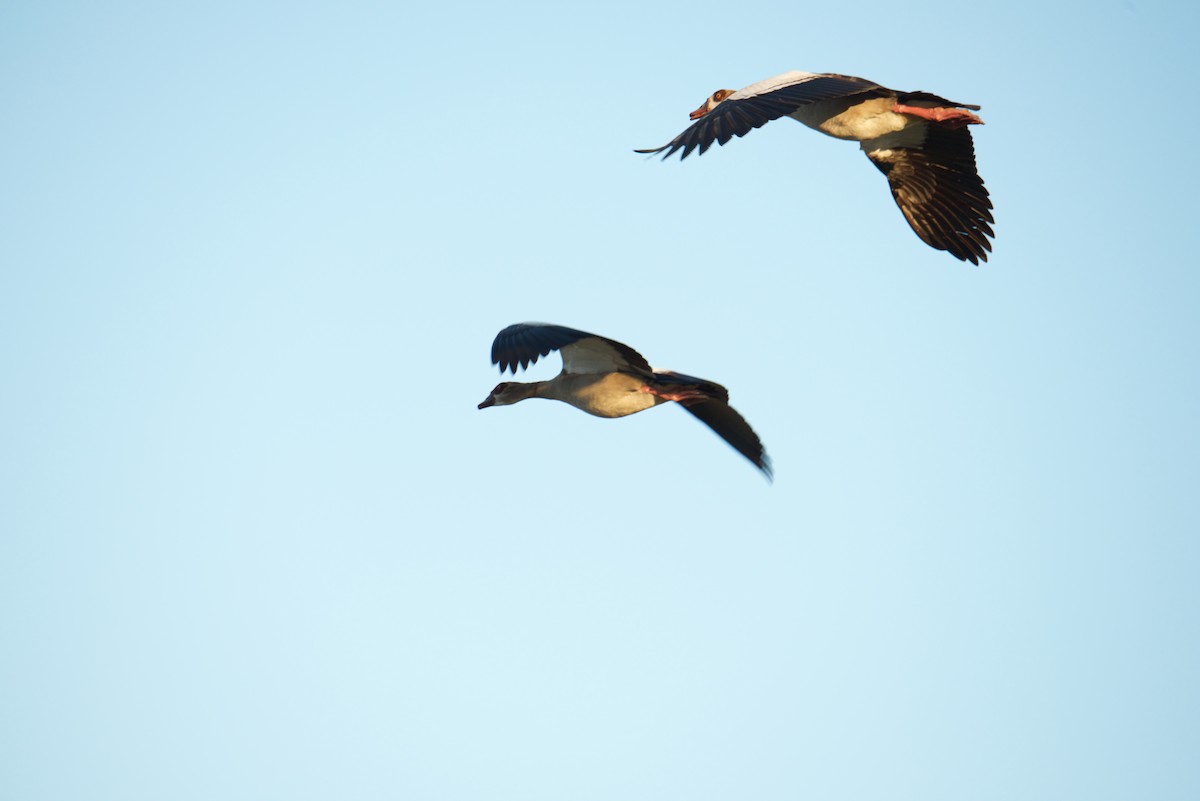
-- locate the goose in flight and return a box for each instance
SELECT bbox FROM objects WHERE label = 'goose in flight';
[636,70,994,264]
[478,323,772,478]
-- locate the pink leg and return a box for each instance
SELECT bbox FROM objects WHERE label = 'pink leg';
[640,385,708,405]
[893,103,984,128]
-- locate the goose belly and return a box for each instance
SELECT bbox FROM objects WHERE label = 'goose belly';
[788,96,909,142]
[563,373,661,419]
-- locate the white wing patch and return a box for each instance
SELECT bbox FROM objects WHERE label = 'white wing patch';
[560,337,639,375]
[860,123,926,154]
[729,70,820,101]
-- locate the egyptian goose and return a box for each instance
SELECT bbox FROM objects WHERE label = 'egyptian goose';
[478,323,772,478]
[636,70,994,264]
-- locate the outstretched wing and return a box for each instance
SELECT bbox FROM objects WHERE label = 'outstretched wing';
[866,124,994,264]
[655,370,771,479]
[490,322,653,376]
[682,400,772,479]
[635,71,882,160]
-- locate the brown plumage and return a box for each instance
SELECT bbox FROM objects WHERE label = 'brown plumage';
[478,323,772,478]
[637,70,994,264]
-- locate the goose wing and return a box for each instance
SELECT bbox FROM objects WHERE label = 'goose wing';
[654,370,771,478]
[636,71,883,160]
[490,322,653,376]
[866,124,994,264]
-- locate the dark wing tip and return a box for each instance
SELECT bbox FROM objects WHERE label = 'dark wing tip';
[490,322,567,374]
[677,398,772,480]
[759,454,774,482]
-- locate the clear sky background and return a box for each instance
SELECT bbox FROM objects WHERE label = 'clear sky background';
[2,1,1197,799]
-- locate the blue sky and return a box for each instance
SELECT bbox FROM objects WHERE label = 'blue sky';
[2,1,1198,799]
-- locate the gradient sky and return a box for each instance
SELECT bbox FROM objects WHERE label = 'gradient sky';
[2,1,1198,799]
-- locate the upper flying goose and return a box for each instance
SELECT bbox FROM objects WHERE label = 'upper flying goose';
[636,70,994,264]
[478,322,772,478]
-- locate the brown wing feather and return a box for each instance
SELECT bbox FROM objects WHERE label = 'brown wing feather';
[867,125,994,264]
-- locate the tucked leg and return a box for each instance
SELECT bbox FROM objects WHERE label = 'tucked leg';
[893,104,984,128]
[639,385,708,405]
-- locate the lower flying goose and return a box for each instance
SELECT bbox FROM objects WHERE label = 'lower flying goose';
[636,70,994,264]
[478,323,771,478]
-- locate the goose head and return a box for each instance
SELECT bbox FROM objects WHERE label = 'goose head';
[689,89,735,120]
[478,381,539,409]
